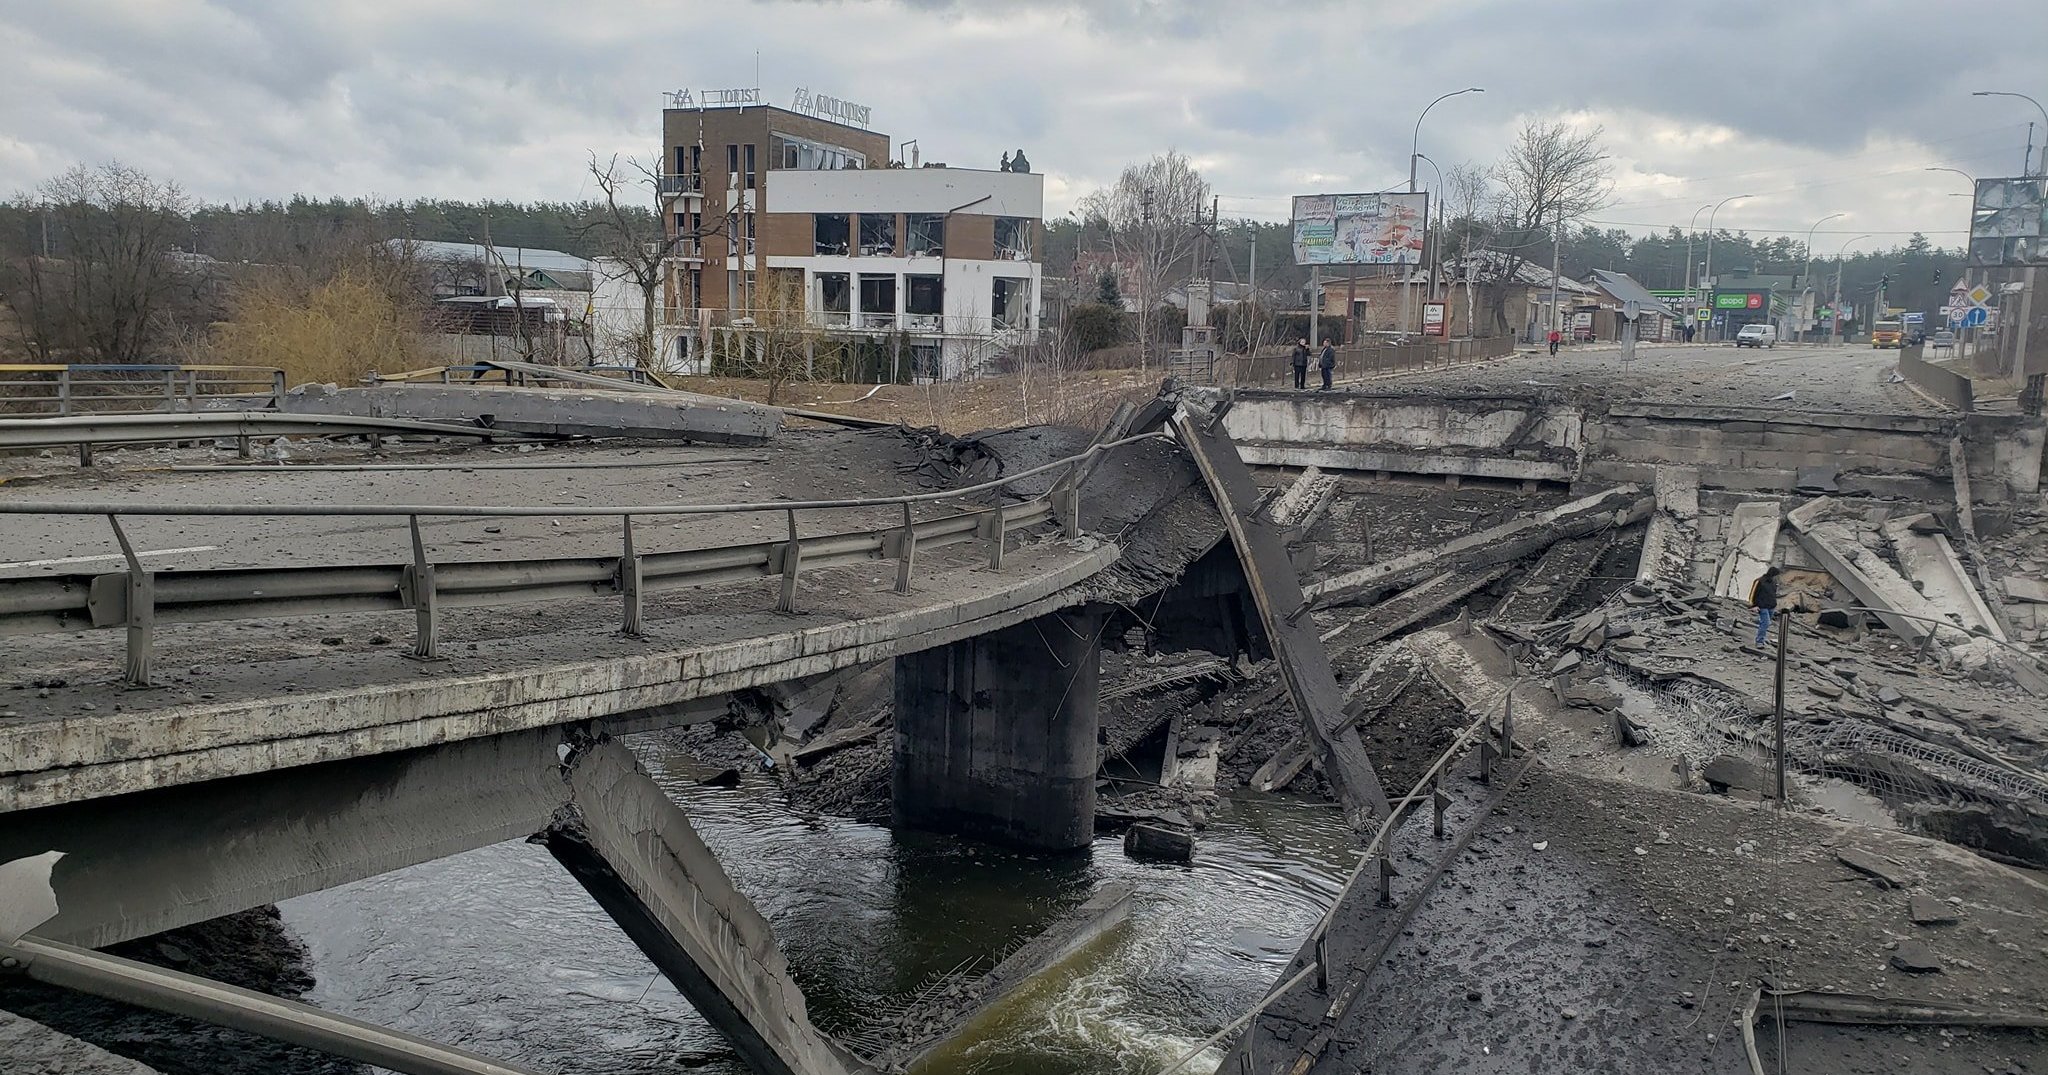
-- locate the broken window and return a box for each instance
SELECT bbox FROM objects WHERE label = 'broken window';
[859,214,897,257]
[994,217,1032,261]
[814,214,850,256]
[859,273,897,327]
[906,214,945,256]
[817,273,850,324]
[906,275,943,330]
[992,277,1031,330]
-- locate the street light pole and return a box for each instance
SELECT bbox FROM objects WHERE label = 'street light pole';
[1831,233,1872,347]
[1800,212,1845,343]
[1702,193,1752,342]
[1416,152,1445,302]
[1972,91,2048,174]
[1684,203,1713,336]
[1406,87,1482,337]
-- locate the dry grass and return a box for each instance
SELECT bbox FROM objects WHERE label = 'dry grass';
[668,365,1166,434]
[201,266,428,387]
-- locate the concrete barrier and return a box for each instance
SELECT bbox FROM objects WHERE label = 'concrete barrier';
[280,382,782,444]
[1897,345,1975,412]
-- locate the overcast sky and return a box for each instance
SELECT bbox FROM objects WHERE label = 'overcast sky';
[4,0,2045,250]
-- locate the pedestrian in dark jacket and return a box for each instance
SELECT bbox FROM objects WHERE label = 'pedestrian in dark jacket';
[1318,341,1336,390]
[1290,338,1310,389]
[1749,566,1782,646]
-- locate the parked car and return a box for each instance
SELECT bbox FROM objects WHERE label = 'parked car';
[1734,324,1777,348]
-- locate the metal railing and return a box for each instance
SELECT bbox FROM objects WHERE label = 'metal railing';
[0,434,1163,686]
[0,364,286,417]
[1227,336,1518,389]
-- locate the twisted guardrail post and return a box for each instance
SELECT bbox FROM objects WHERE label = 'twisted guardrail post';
[107,515,154,687]
[407,515,439,659]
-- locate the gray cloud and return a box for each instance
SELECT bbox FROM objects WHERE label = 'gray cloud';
[3,0,2043,245]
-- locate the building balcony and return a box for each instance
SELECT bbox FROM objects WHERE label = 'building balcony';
[657,174,702,199]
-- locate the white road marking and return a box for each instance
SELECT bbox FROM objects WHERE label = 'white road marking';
[0,545,220,570]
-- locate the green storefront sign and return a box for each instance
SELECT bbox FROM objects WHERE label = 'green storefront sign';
[1714,292,1764,310]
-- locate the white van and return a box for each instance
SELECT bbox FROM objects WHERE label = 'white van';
[1734,324,1777,348]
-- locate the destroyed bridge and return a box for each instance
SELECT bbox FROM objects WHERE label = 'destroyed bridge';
[2,352,2047,1075]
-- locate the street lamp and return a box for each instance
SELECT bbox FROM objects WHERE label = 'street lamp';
[1407,88,1482,336]
[1830,233,1872,346]
[1799,213,1845,343]
[1684,202,1714,315]
[1411,88,1484,193]
[1702,194,1752,341]
[1972,91,2048,173]
[1415,151,1445,300]
[1924,165,1976,185]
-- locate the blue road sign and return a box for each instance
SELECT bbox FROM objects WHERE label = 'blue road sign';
[1960,307,1989,328]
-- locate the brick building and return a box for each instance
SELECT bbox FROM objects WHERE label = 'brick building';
[659,102,1042,379]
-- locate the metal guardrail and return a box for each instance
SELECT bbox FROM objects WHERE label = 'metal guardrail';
[0,434,1164,686]
[0,411,544,466]
[0,364,285,417]
[1228,336,1518,389]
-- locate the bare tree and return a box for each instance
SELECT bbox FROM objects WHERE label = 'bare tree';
[0,163,195,362]
[581,153,724,369]
[1442,163,1491,335]
[727,270,831,404]
[1076,150,1211,366]
[1477,122,1612,334]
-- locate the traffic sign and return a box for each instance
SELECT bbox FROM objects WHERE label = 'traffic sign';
[1967,284,1993,307]
[1960,306,1989,328]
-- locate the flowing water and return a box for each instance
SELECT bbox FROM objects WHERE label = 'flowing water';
[280,736,1353,1075]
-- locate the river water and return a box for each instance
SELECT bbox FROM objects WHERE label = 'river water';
[280,737,1353,1075]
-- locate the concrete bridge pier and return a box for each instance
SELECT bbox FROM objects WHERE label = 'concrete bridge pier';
[891,607,1106,851]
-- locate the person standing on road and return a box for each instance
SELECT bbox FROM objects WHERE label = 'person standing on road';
[1749,565,1783,647]
[1290,337,1310,389]
[1547,327,1561,356]
[1318,340,1336,390]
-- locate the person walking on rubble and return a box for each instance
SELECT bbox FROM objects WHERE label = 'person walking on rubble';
[1749,565,1783,647]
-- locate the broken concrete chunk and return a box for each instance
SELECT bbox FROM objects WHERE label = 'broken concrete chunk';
[1909,893,1960,926]
[1888,940,1943,974]
[1807,681,1845,700]
[1905,513,1946,535]
[1123,822,1195,863]
[1835,848,1908,889]
[1876,685,1904,707]
[1701,755,1770,796]
[1563,685,1623,712]
[1552,651,1583,675]
[1794,465,1841,493]
[2005,576,2048,604]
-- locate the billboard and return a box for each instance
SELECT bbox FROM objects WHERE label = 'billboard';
[1422,301,1448,336]
[1967,176,2048,267]
[1292,192,1428,265]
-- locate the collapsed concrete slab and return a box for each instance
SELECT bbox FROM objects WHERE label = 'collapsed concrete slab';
[1884,514,2006,642]
[1634,466,1700,588]
[1312,485,1644,609]
[1787,499,2005,669]
[282,382,782,445]
[1710,501,1780,601]
[543,737,859,1075]
[1170,401,1392,826]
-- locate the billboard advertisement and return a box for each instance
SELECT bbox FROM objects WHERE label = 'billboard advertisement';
[1292,192,1428,265]
[1967,176,2048,267]
[1422,301,1448,336]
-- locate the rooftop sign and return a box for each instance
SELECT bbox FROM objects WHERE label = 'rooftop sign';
[791,87,872,130]
[665,88,762,110]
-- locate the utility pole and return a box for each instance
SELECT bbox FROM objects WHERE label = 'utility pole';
[1547,219,1561,345]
